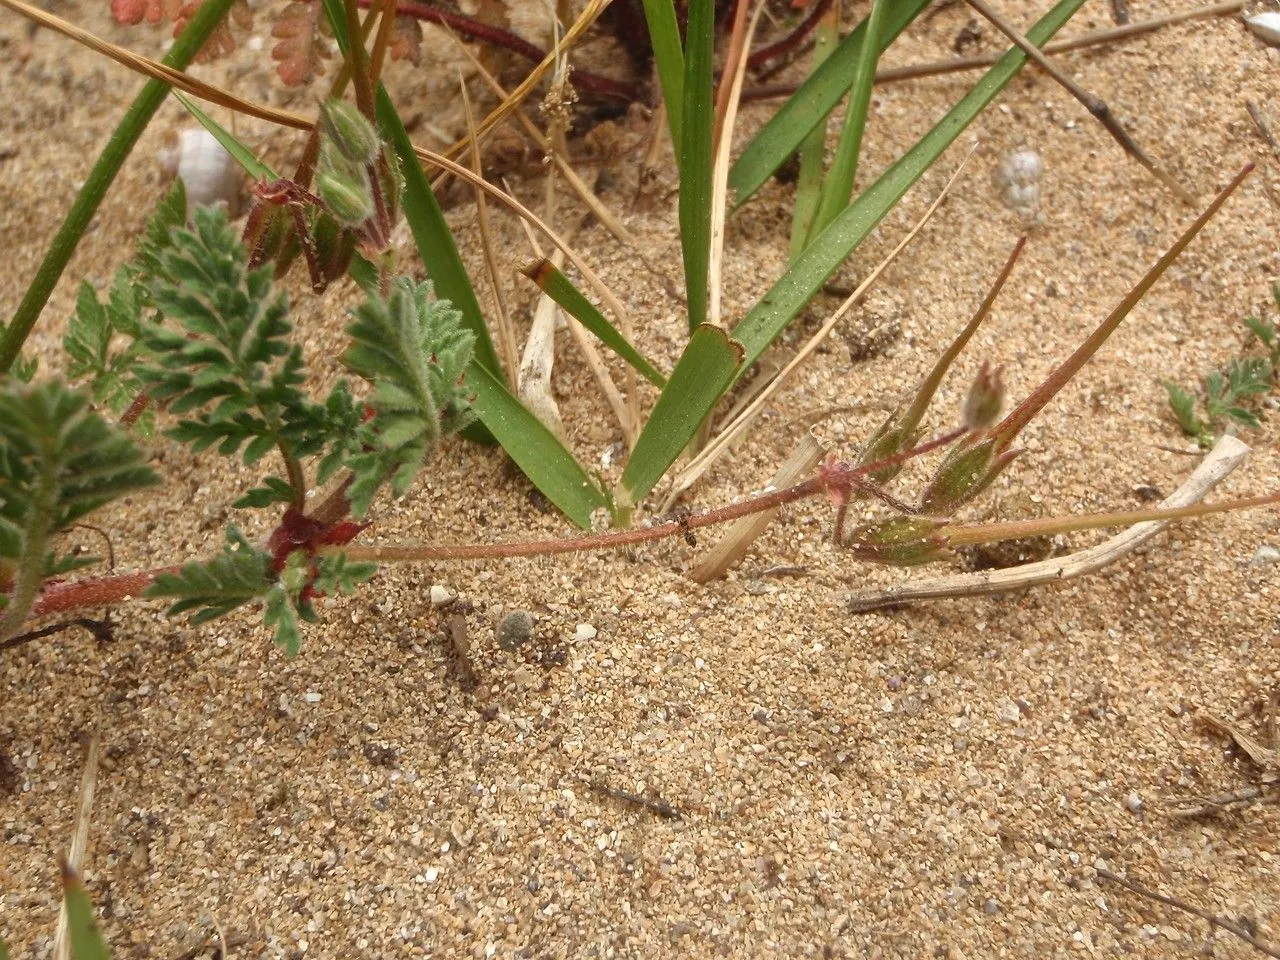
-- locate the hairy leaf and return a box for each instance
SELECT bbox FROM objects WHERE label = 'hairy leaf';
[341,279,475,517]
[146,526,273,624]
[263,584,302,656]
[1164,381,1201,437]
[312,551,378,597]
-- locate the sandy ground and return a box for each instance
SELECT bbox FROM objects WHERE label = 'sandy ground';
[2,0,1280,956]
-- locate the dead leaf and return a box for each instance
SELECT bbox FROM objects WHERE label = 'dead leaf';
[271,1,330,86]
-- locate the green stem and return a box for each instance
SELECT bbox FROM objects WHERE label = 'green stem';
[0,0,237,374]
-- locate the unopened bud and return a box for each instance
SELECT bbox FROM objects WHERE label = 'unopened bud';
[319,99,381,166]
[317,146,375,228]
[963,361,1005,430]
[919,437,1020,514]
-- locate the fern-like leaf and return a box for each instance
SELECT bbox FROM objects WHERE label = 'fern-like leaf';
[341,279,475,516]
[1164,381,1203,439]
[146,526,272,624]
[271,1,330,85]
[263,585,302,656]
[313,551,378,597]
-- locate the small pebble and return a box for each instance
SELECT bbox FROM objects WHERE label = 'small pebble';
[1249,544,1280,566]
[429,584,454,606]
[513,666,538,690]
[304,692,322,703]
[997,699,1021,723]
[995,147,1044,223]
[983,898,1000,915]
[575,623,598,642]
[495,611,535,651]
[1126,792,1143,814]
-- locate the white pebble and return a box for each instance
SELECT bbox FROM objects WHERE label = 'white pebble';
[1245,12,1280,48]
[1249,544,1280,566]
[429,584,454,606]
[574,623,598,642]
[165,128,241,213]
[1126,792,1143,813]
[997,699,1022,723]
[995,147,1044,223]
[304,692,322,703]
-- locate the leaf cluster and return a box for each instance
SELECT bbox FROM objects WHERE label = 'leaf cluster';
[1165,292,1279,448]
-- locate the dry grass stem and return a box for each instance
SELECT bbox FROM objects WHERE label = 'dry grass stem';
[690,431,828,582]
[1197,712,1280,770]
[964,0,1196,204]
[52,728,101,960]
[847,435,1250,612]
[458,74,519,381]
[666,148,973,505]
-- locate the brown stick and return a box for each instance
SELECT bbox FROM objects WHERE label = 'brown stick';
[963,0,1196,204]
[741,1,1244,101]
[1097,867,1280,958]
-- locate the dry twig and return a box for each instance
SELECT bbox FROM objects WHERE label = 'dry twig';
[1097,866,1280,958]
[53,729,101,960]
[848,435,1250,612]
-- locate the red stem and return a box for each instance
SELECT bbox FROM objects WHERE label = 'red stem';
[745,0,836,70]
[31,567,180,618]
[360,0,640,101]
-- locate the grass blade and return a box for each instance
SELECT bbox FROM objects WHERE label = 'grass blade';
[640,0,685,151]
[173,92,278,181]
[522,259,668,388]
[788,6,839,262]
[728,0,932,209]
[0,0,237,373]
[679,0,716,333]
[617,325,744,508]
[807,0,890,241]
[466,362,607,527]
[60,861,110,960]
[733,0,1088,368]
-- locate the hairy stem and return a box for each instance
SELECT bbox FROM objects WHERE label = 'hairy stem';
[0,462,56,642]
[0,0,237,373]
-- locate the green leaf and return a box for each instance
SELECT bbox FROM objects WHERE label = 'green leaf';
[729,0,933,207]
[374,88,503,379]
[466,361,607,527]
[679,0,715,333]
[341,278,476,517]
[264,584,302,656]
[788,9,840,262]
[146,527,273,624]
[61,864,111,960]
[1242,315,1275,349]
[173,92,279,182]
[1164,381,1201,436]
[640,0,685,151]
[1224,406,1262,429]
[807,0,891,241]
[521,259,667,387]
[313,550,378,597]
[233,476,296,509]
[616,325,744,508]
[1225,355,1271,398]
[732,0,1088,369]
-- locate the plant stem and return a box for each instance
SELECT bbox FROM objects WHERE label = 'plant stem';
[0,0,237,374]
[0,462,55,642]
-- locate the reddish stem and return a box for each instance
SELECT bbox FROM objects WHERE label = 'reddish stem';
[358,0,640,101]
[745,0,836,70]
[31,567,180,618]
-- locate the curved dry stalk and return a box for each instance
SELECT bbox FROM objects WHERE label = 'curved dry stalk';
[518,247,568,438]
[663,146,975,509]
[846,434,1250,612]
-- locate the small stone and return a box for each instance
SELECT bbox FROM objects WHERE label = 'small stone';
[575,623,598,642]
[1126,792,1143,814]
[997,699,1021,723]
[513,666,537,690]
[983,898,1000,915]
[1249,544,1280,566]
[304,691,322,703]
[495,611,535,652]
[429,585,455,606]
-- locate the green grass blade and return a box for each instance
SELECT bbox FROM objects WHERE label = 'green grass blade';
[733,0,1087,368]
[679,0,716,333]
[61,863,111,960]
[617,325,743,508]
[466,362,606,527]
[807,0,890,241]
[173,93,278,181]
[641,0,685,151]
[728,0,931,209]
[523,259,668,388]
[788,8,839,262]
[375,91,502,379]
[0,0,237,373]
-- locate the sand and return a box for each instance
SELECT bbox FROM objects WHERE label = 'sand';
[2,0,1279,956]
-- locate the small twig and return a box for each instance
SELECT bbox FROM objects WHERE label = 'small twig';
[0,617,112,651]
[963,0,1196,204]
[741,2,1244,101]
[169,929,253,960]
[71,523,116,570]
[1167,784,1270,820]
[1097,866,1280,958]
[53,729,101,960]
[847,435,1250,612]
[588,778,682,820]
[1246,101,1280,157]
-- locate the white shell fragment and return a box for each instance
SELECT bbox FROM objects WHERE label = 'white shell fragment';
[164,128,241,213]
[1245,12,1280,48]
[995,147,1044,224]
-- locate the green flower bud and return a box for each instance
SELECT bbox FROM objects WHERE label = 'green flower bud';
[963,361,1005,430]
[317,150,375,228]
[918,436,1020,514]
[319,98,381,166]
[843,516,951,566]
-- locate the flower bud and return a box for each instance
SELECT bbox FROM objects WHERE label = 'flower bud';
[319,98,381,166]
[963,361,1005,430]
[918,437,1020,514]
[317,144,375,228]
[843,516,951,566]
